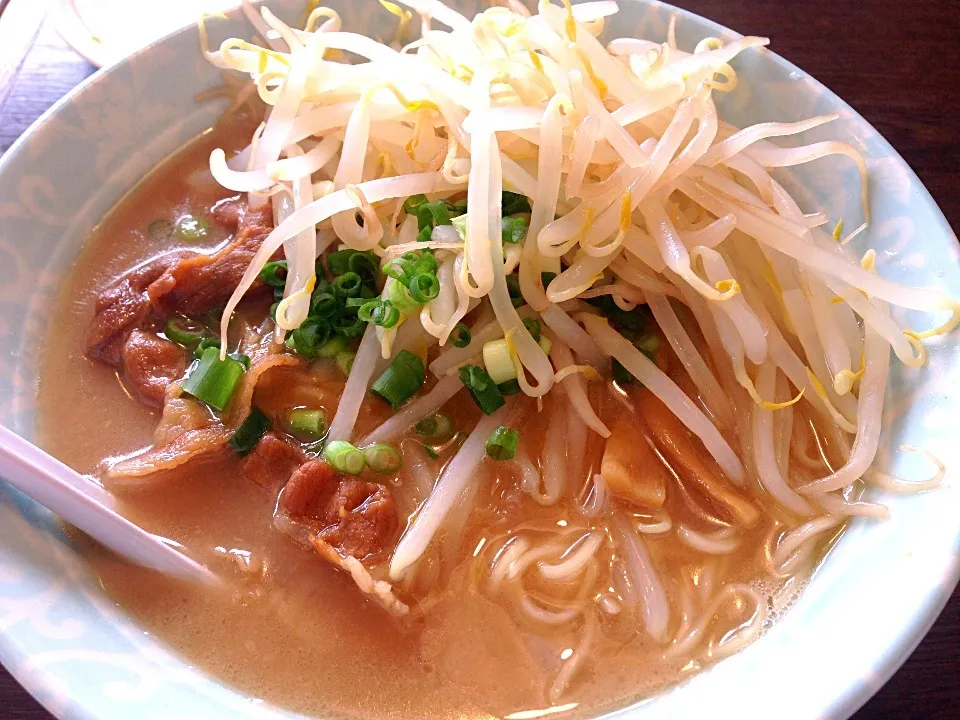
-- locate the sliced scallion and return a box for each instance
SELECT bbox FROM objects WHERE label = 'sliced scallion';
[387,278,421,314]
[402,194,429,214]
[417,200,452,230]
[288,408,327,440]
[522,318,541,342]
[324,440,366,474]
[538,336,553,356]
[501,216,527,245]
[326,249,357,277]
[502,191,531,215]
[334,312,365,337]
[359,299,400,328]
[482,338,517,384]
[486,426,520,461]
[165,316,207,347]
[498,379,521,396]
[193,336,221,359]
[316,334,348,359]
[182,346,245,411]
[451,322,472,348]
[364,443,403,473]
[459,364,505,415]
[228,408,271,456]
[332,271,363,298]
[415,412,455,441]
[637,332,661,355]
[409,273,440,303]
[371,350,425,410]
[336,350,356,376]
[258,261,288,288]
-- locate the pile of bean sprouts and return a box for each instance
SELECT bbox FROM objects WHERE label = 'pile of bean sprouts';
[200,0,955,699]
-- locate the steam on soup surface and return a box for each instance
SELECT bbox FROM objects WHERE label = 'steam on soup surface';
[34,1,948,717]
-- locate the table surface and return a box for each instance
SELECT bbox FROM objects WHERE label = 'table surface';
[1,0,958,718]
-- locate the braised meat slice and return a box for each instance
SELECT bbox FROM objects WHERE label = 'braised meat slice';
[212,196,273,232]
[85,251,191,365]
[120,329,188,406]
[281,460,398,560]
[147,224,271,318]
[241,432,305,490]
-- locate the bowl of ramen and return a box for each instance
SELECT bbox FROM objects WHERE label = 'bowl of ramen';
[1,1,958,718]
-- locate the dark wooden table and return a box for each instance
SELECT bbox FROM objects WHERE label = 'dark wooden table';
[0,0,957,718]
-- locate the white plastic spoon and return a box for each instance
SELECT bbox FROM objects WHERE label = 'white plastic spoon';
[0,424,219,587]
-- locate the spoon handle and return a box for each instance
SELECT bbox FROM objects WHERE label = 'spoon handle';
[0,425,219,587]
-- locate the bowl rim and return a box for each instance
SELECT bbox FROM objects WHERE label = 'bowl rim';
[1,2,958,719]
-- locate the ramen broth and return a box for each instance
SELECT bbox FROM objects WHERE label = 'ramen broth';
[36,123,845,719]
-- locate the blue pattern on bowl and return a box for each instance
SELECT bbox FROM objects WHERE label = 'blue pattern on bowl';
[0,2,957,718]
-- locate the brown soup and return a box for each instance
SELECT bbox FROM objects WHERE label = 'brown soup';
[36,119,844,719]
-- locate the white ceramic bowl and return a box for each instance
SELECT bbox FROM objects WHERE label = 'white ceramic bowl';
[1,2,958,718]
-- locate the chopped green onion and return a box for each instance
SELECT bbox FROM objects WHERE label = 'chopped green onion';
[359,299,400,328]
[501,216,527,245]
[482,338,517,384]
[417,225,433,243]
[387,278,421,314]
[347,250,379,280]
[421,442,440,460]
[316,334,348,359]
[498,379,521,396]
[334,312,365,337]
[522,318,541,342]
[228,408,272,456]
[408,250,438,274]
[324,440,366,474]
[258,261,288,288]
[402,194,429,214]
[449,197,468,214]
[326,249,357,277]
[229,352,251,370]
[332,271,363,297]
[288,408,327,440]
[336,350,356,376]
[174,214,210,241]
[310,287,338,317]
[409,273,440,303]
[638,332,661,354]
[371,350,425,410]
[538,336,553,356]
[458,364,505,415]
[502,191,531,215]
[486,426,520,461]
[451,322,472,348]
[541,271,557,288]
[451,213,467,239]
[182,346,245,411]
[505,274,523,307]
[384,259,410,282]
[193,336,221,359]
[165,316,208,347]
[364,443,403,473]
[417,200,452,230]
[415,412,455,441]
[286,317,332,358]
